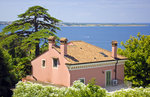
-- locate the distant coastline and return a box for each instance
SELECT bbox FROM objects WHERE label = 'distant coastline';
[0,21,149,27]
[0,21,12,25]
[60,23,149,27]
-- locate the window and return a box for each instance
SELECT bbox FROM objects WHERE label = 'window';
[105,70,111,86]
[79,78,85,84]
[42,60,46,68]
[53,58,58,67]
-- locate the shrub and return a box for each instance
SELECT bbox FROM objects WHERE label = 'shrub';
[13,81,106,97]
[107,87,150,97]
[13,81,150,97]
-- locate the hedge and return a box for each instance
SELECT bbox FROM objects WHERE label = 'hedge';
[13,81,150,97]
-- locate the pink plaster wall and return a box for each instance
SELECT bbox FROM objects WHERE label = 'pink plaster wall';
[69,64,124,87]
[31,40,124,87]
[32,47,124,87]
[31,45,70,87]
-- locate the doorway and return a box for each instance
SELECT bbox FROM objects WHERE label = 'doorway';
[105,70,111,86]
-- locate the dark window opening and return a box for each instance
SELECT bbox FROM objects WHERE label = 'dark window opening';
[53,58,58,67]
[79,78,85,84]
[42,60,46,67]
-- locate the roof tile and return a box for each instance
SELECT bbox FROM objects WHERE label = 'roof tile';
[54,41,126,65]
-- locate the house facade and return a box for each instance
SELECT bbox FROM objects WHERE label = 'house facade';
[31,36,126,87]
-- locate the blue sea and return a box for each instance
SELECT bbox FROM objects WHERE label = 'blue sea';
[0,24,150,51]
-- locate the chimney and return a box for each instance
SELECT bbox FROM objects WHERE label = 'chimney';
[60,37,68,56]
[48,36,55,50]
[112,40,118,58]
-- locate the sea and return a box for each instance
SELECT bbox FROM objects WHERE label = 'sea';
[0,24,150,51]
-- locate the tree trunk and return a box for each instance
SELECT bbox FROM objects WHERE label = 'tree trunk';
[34,16,40,57]
[35,42,39,57]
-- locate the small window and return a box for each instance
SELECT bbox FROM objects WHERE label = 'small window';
[42,60,46,68]
[79,78,85,84]
[53,58,58,67]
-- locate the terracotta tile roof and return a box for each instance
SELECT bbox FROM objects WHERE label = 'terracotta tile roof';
[53,41,126,65]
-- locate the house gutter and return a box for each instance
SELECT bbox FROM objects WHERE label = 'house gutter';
[66,59,126,71]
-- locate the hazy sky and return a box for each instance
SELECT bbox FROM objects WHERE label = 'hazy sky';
[0,0,150,23]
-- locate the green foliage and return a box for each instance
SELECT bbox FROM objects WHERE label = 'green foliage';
[0,5,61,85]
[107,87,150,97]
[118,33,150,87]
[13,81,106,97]
[0,34,32,81]
[86,78,106,97]
[12,57,32,80]
[0,47,13,97]
[1,5,61,57]
[13,81,150,97]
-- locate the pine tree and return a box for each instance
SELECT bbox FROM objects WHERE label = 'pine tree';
[0,5,61,82]
[2,5,61,56]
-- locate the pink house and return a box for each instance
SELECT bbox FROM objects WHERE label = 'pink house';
[31,36,126,87]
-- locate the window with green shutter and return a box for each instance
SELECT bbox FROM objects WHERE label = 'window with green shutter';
[106,70,111,86]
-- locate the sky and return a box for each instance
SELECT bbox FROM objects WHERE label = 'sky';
[0,0,150,23]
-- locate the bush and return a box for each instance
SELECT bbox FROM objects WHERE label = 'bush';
[107,87,150,97]
[13,81,106,97]
[13,81,150,97]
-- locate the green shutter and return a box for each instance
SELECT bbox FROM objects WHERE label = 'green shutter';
[106,71,111,86]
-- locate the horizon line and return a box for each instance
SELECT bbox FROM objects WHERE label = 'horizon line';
[0,21,150,24]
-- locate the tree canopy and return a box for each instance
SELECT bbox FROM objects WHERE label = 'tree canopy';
[0,47,13,97]
[1,5,61,57]
[118,33,150,87]
[0,5,61,83]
